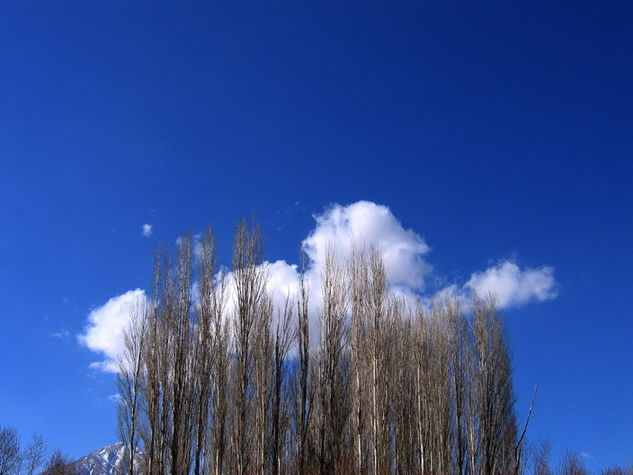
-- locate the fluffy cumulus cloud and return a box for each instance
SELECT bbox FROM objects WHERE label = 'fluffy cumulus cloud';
[266,260,301,307]
[464,261,557,308]
[142,224,152,237]
[264,201,432,337]
[221,260,301,326]
[81,201,558,372]
[268,203,557,313]
[78,289,146,372]
[302,201,431,290]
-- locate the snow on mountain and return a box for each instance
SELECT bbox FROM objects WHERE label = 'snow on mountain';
[72,442,141,475]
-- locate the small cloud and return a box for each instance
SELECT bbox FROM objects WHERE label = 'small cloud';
[464,260,557,308]
[107,394,122,403]
[580,452,593,459]
[142,224,152,237]
[50,330,70,340]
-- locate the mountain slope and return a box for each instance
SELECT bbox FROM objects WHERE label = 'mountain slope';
[72,442,141,475]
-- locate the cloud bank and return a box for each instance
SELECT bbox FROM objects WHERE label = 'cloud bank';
[80,201,557,372]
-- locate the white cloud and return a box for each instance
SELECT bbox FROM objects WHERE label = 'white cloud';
[77,289,146,373]
[142,224,152,237]
[50,330,70,340]
[266,201,432,338]
[302,201,431,290]
[464,261,557,308]
[222,202,431,340]
[107,393,122,403]
[82,201,558,371]
[266,260,301,307]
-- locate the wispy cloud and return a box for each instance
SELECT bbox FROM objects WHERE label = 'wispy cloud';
[142,224,152,237]
[50,330,70,340]
[107,394,122,403]
[273,201,305,231]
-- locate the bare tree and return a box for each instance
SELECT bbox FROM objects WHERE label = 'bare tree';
[469,295,517,475]
[559,450,588,475]
[532,439,553,475]
[253,293,272,475]
[293,252,312,474]
[349,245,369,475]
[390,300,417,473]
[317,245,350,473]
[191,227,219,475]
[514,382,538,474]
[231,219,268,475]
[413,302,428,475]
[601,467,633,475]
[117,299,148,475]
[428,302,452,474]
[141,246,165,474]
[349,246,390,474]
[271,296,294,475]
[0,426,21,475]
[446,297,470,475]
[163,235,196,475]
[22,434,46,475]
[42,450,75,475]
[367,248,390,475]
[413,300,452,475]
[207,272,229,475]
[138,237,196,474]
[135,228,231,475]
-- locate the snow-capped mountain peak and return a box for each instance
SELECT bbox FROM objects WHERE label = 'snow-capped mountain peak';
[72,442,141,475]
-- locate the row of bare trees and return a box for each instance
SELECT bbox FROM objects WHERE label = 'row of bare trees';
[0,425,75,475]
[0,427,44,475]
[117,221,520,474]
[530,440,633,475]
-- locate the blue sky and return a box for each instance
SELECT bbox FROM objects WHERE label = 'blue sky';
[1,1,631,471]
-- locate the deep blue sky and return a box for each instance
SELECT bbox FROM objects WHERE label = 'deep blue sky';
[1,1,631,471]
